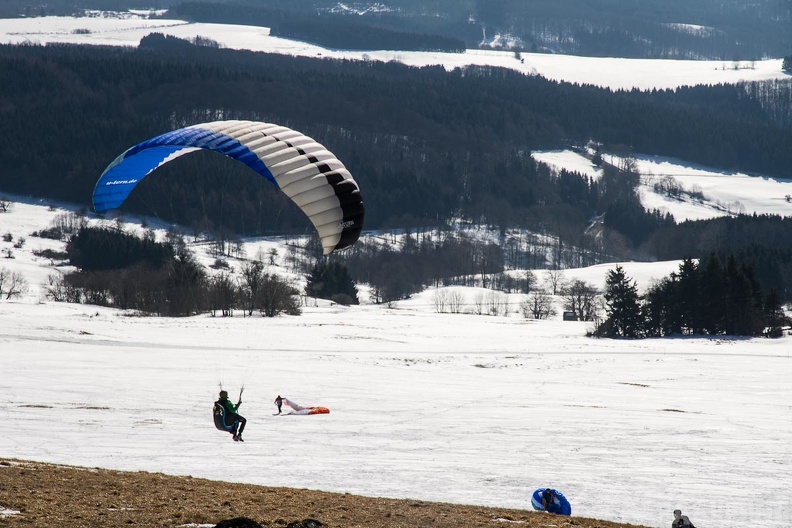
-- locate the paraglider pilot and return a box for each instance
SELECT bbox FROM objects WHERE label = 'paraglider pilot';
[542,488,563,514]
[672,509,695,528]
[217,390,246,442]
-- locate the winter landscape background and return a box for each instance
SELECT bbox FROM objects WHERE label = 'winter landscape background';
[1,8,792,528]
[1,179,790,528]
[0,13,788,91]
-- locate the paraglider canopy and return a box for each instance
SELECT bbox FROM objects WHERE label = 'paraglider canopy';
[92,120,364,254]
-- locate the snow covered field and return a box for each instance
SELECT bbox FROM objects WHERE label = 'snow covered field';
[0,12,788,91]
[1,197,791,528]
[532,150,792,222]
[1,9,792,526]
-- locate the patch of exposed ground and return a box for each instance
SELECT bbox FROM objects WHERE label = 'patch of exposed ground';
[0,459,650,528]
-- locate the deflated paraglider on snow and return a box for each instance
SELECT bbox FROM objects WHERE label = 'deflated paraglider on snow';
[274,395,329,415]
[92,120,364,255]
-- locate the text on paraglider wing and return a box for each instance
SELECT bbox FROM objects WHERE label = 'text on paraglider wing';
[105,179,138,185]
[337,220,355,229]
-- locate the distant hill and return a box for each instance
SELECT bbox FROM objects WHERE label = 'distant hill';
[4,0,790,58]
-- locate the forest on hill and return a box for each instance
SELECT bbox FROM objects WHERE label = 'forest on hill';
[165,1,792,59]
[2,39,792,258]
[5,0,790,59]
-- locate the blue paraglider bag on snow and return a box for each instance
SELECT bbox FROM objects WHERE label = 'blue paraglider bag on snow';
[531,488,572,516]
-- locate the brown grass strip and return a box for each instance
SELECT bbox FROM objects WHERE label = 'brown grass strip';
[0,459,649,528]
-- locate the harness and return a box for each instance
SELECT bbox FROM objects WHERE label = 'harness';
[213,401,239,434]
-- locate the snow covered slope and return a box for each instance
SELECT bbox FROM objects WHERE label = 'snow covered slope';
[1,195,790,528]
[0,12,787,91]
[532,150,792,222]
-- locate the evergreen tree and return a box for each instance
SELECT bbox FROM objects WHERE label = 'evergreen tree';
[699,254,726,334]
[676,258,701,334]
[643,276,674,337]
[763,288,787,338]
[305,261,359,305]
[600,265,643,337]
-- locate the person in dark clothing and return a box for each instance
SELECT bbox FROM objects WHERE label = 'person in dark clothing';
[542,488,562,514]
[217,390,246,442]
[672,509,695,528]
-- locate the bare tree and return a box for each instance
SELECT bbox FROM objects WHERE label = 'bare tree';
[49,211,87,240]
[520,290,556,319]
[0,197,11,213]
[44,273,81,303]
[239,260,265,316]
[619,156,638,175]
[0,268,28,300]
[432,289,449,313]
[448,289,465,314]
[485,291,508,316]
[561,279,600,321]
[545,269,565,295]
[471,291,486,315]
[208,273,236,317]
[258,273,300,317]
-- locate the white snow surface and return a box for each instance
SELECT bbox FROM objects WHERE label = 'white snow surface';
[0,13,789,90]
[533,150,792,222]
[0,196,791,528]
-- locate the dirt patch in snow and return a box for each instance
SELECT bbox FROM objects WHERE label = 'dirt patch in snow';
[0,458,650,528]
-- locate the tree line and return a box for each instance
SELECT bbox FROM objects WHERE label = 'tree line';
[3,0,789,59]
[170,0,791,59]
[166,0,792,60]
[48,225,301,317]
[599,258,789,339]
[168,3,466,52]
[9,197,792,335]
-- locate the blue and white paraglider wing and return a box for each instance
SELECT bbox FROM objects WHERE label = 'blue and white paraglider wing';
[92,120,364,255]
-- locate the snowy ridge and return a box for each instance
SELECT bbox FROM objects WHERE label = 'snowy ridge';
[0,12,788,91]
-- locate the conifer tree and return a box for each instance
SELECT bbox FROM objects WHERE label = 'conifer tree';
[305,261,359,305]
[675,258,701,334]
[764,288,787,338]
[700,254,726,334]
[600,265,643,338]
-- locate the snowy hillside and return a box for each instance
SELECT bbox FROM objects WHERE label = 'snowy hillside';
[532,150,792,222]
[1,194,790,528]
[0,12,788,91]
[1,10,791,527]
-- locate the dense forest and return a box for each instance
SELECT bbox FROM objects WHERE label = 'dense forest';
[2,27,792,301]
[167,3,467,53]
[2,39,792,278]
